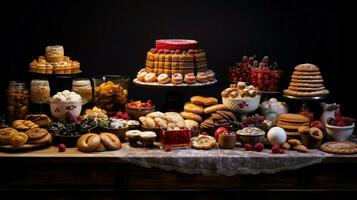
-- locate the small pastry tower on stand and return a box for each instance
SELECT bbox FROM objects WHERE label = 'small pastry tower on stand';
[133,39,217,112]
[283,63,329,120]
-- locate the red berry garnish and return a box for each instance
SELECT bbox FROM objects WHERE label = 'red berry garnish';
[279,149,285,154]
[271,144,280,154]
[158,49,164,54]
[175,49,181,54]
[188,49,195,54]
[165,147,172,152]
[244,144,253,151]
[254,143,264,152]
[164,49,170,54]
[58,143,66,152]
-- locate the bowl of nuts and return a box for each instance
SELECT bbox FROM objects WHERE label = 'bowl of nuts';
[221,82,261,114]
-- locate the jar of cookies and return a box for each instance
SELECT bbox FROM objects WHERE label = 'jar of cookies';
[92,75,129,116]
[7,81,29,122]
[72,78,93,102]
[30,79,50,103]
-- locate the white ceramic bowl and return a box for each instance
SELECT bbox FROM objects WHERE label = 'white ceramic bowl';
[222,95,261,114]
[49,99,83,120]
[326,123,355,141]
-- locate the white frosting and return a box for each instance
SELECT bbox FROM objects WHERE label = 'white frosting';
[109,118,127,129]
[140,131,156,138]
[52,90,82,102]
[126,130,141,137]
[236,127,265,136]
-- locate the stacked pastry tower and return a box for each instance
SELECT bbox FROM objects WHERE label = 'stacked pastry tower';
[136,39,216,84]
[29,45,80,74]
[284,63,329,97]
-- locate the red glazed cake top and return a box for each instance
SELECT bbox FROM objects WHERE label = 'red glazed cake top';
[155,39,198,50]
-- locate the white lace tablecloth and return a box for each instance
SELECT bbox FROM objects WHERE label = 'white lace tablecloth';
[105,143,334,176]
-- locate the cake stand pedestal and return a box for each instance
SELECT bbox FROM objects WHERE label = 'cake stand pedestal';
[283,94,327,120]
[133,79,218,112]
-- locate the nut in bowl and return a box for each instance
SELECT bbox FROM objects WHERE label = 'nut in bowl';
[49,90,84,120]
[221,82,261,115]
[125,100,155,120]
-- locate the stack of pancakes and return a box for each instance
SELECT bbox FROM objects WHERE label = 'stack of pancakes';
[277,113,310,137]
[284,63,329,97]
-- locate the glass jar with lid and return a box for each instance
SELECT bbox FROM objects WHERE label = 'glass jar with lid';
[7,81,29,122]
[30,79,50,103]
[72,78,93,102]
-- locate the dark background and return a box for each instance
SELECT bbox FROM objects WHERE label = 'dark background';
[1,0,353,120]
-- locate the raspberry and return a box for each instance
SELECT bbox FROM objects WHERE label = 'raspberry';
[271,144,280,154]
[158,49,164,54]
[254,143,264,152]
[175,49,181,54]
[244,144,253,151]
[279,149,285,154]
[58,143,66,152]
[188,49,195,54]
[164,147,172,152]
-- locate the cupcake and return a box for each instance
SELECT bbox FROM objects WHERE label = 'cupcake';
[197,72,208,83]
[64,62,71,74]
[157,73,171,84]
[54,63,65,74]
[45,63,53,74]
[184,73,196,84]
[29,60,38,72]
[37,61,47,74]
[72,61,80,73]
[171,73,183,84]
[139,131,156,147]
[126,130,141,146]
[144,72,157,83]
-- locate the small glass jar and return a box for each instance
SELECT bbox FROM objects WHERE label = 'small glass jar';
[92,75,129,116]
[72,78,93,102]
[7,81,29,122]
[30,79,50,103]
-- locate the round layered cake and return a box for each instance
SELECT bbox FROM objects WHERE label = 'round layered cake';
[136,39,216,85]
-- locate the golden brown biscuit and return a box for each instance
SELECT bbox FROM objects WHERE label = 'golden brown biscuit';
[190,96,218,106]
[203,104,228,114]
[77,133,101,153]
[10,132,28,148]
[184,103,204,115]
[180,111,203,122]
[278,114,309,123]
[0,128,18,145]
[294,63,320,72]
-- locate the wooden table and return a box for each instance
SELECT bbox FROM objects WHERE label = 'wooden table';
[1,147,357,199]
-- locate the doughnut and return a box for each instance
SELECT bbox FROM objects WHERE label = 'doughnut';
[144,72,157,83]
[0,128,18,144]
[205,70,215,81]
[157,73,171,84]
[196,72,208,83]
[171,73,183,84]
[77,133,101,152]
[100,132,121,150]
[10,132,28,148]
[184,73,196,84]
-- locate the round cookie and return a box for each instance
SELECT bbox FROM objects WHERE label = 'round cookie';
[294,63,320,72]
[27,133,52,144]
[278,113,310,123]
[289,82,324,88]
[291,75,323,80]
[291,79,324,83]
[293,71,321,76]
[0,128,18,144]
[25,128,49,140]
[320,141,357,154]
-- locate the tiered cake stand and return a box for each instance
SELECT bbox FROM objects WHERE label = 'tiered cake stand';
[133,79,218,112]
[27,71,84,114]
[283,94,327,115]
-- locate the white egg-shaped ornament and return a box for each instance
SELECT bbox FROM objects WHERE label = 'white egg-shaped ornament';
[267,127,287,145]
